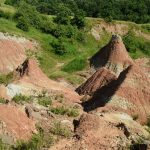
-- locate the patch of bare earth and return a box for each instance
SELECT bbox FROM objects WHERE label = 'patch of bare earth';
[0,104,36,144]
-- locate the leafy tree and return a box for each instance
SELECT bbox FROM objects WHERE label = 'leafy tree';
[71,10,85,28]
[14,2,42,29]
[51,38,67,55]
[5,0,150,24]
[54,4,72,25]
[16,16,29,31]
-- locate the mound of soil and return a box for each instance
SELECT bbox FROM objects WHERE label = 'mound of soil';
[0,105,36,144]
[8,58,80,102]
[90,35,133,76]
[76,67,117,95]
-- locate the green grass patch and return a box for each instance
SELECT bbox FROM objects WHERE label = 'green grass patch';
[123,32,150,58]
[51,122,72,138]
[50,106,79,117]
[38,97,52,107]
[12,94,31,104]
[62,57,87,73]
[0,72,13,85]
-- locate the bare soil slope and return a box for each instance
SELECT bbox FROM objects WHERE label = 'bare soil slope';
[0,32,36,74]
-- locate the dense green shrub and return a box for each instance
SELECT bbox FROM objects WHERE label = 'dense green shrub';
[40,16,55,34]
[52,24,77,39]
[14,2,42,29]
[71,10,85,29]
[62,57,87,73]
[51,39,66,55]
[16,16,29,31]
[54,4,72,25]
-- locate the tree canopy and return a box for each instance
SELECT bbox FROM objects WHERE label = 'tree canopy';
[5,0,150,23]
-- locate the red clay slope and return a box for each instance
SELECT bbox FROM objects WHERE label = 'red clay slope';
[14,59,80,102]
[0,105,36,143]
[0,36,35,74]
[90,35,133,76]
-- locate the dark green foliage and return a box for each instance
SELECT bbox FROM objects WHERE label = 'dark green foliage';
[104,16,113,23]
[54,4,72,25]
[16,17,29,31]
[0,72,13,85]
[14,2,42,29]
[5,0,150,23]
[52,24,77,38]
[0,10,12,19]
[76,31,85,42]
[71,10,85,28]
[5,0,20,6]
[123,32,150,58]
[62,57,87,73]
[51,38,66,55]
[39,16,55,34]
[12,94,31,104]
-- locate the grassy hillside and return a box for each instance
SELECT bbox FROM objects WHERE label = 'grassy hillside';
[0,1,150,86]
